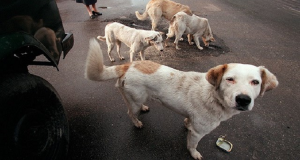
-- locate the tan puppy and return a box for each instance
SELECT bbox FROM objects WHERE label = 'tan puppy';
[97,22,164,62]
[165,11,215,50]
[85,39,279,160]
[34,27,61,62]
[135,0,192,30]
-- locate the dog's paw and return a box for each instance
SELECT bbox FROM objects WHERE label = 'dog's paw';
[141,105,149,112]
[120,57,125,60]
[189,42,194,45]
[198,47,203,50]
[110,58,115,62]
[134,120,143,128]
[191,150,203,160]
[179,38,184,41]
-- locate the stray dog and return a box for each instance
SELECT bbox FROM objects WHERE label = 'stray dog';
[135,0,192,30]
[166,11,215,50]
[34,27,61,62]
[97,22,164,62]
[85,39,278,159]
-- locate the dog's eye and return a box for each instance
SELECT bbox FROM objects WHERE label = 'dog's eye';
[251,80,260,85]
[226,77,235,83]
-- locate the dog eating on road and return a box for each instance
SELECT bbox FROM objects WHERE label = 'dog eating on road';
[165,11,215,50]
[97,22,164,62]
[135,0,192,31]
[85,38,278,159]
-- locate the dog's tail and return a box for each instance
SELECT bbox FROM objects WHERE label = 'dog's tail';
[97,35,106,41]
[85,38,127,81]
[135,10,149,20]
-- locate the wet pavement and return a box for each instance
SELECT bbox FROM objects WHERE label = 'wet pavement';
[31,0,300,159]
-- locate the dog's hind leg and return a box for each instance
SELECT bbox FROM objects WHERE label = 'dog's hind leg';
[107,42,115,62]
[148,8,162,30]
[116,80,148,128]
[116,40,125,60]
[117,87,143,128]
[165,26,175,47]
[174,30,184,50]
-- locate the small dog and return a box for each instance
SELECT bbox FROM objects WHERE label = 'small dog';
[85,39,278,160]
[97,22,164,62]
[34,27,61,62]
[165,11,215,50]
[135,0,192,30]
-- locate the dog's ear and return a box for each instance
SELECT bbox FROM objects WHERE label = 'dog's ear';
[145,36,155,42]
[259,66,279,96]
[145,33,162,44]
[206,64,228,90]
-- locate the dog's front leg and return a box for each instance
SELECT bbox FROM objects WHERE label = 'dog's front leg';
[116,40,125,60]
[139,51,145,61]
[187,129,204,160]
[129,51,135,62]
[193,36,203,50]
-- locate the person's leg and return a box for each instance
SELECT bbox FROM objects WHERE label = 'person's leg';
[91,3,102,15]
[85,5,93,16]
[85,5,96,19]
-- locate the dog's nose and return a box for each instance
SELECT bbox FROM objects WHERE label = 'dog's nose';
[235,94,251,111]
[160,49,163,52]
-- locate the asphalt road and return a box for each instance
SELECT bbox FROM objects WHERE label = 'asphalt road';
[30,0,300,159]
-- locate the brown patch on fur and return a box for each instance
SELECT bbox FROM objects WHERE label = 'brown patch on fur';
[177,75,186,90]
[206,64,228,89]
[116,63,131,77]
[194,76,200,81]
[134,61,161,74]
[260,68,278,96]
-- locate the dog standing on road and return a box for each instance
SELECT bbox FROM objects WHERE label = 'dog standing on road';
[85,39,278,159]
[97,22,164,62]
[135,0,192,30]
[166,11,215,50]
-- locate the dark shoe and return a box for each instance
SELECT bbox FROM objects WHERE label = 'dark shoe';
[90,15,96,19]
[92,11,102,16]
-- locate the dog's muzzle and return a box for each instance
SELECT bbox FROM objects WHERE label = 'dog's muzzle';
[235,94,251,111]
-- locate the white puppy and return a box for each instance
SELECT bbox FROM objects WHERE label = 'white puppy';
[85,39,279,160]
[97,22,164,62]
[135,0,192,30]
[166,11,215,50]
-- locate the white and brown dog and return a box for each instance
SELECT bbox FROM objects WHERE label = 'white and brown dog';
[85,39,278,159]
[166,11,215,50]
[97,22,164,62]
[135,0,192,30]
